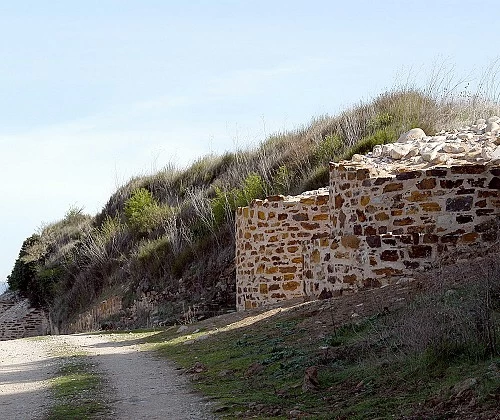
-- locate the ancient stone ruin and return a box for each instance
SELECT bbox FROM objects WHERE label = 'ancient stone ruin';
[236,117,500,310]
[0,292,49,340]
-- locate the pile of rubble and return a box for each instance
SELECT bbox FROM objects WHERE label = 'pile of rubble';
[348,116,500,175]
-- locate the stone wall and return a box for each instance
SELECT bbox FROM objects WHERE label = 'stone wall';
[0,292,50,340]
[303,163,500,299]
[236,161,500,310]
[235,189,329,310]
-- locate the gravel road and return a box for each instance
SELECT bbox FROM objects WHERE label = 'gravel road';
[0,334,215,420]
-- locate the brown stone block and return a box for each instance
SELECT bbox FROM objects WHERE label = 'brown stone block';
[426,168,448,177]
[269,284,280,291]
[356,209,367,222]
[380,250,399,261]
[384,182,404,193]
[301,222,320,230]
[270,293,286,299]
[334,194,345,209]
[408,245,432,258]
[340,182,351,190]
[244,232,251,239]
[319,237,329,247]
[423,234,438,243]
[330,241,339,250]
[292,257,303,264]
[259,284,268,294]
[313,213,329,221]
[363,226,376,236]
[369,256,378,266]
[243,207,249,218]
[277,213,288,221]
[478,190,500,198]
[311,249,321,264]
[244,242,252,250]
[316,195,329,205]
[359,195,370,206]
[451,165,485,174]
[258,211,266,220]
[420,202,441,212]
[283,274,295,281]
[347,171,356,180]
[257,222,269,228]
[357,168,370,180]
[396,170,422,180]
[341,235,361,249]
[394,217,414,226]
[343,274,357,284]
[408,191,431,202]
[476,209,495,216]
[334,251,350,259]
[373,267,403,276]
[268,212,276,219]
[276,247,285,254]
[269,235,278,242]
[460,232,479,243]
[287,246,299,253]
[375,212,390,221]
[283,281,300,291]
[475,199,487,208]
[266,267,279,274]
[299,197,315,205]
[366,235,381,248]
[244,300,254,310]
[416,178,436,190]
[374,177,392,185]
[279,266,297,274]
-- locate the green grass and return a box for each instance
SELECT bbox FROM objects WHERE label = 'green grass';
[46,354,110,419]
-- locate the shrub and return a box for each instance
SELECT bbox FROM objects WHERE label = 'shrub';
[124,188,172,234]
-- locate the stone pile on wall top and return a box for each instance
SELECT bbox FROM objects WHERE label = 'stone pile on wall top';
[345,116,500,176]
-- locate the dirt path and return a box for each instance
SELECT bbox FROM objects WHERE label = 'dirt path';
[62,333,215,420]
[0,334,215,420]
[0,337,55,420]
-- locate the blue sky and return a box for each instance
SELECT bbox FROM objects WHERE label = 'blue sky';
[0,0,498,290]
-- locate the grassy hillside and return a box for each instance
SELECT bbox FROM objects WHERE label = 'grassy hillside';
[6,78,500,329]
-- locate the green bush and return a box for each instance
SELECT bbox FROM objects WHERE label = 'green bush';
[124,188,172,234]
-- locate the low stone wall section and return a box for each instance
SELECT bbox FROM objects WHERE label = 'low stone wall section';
[236,190,330,310]
[0,294,49,340]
